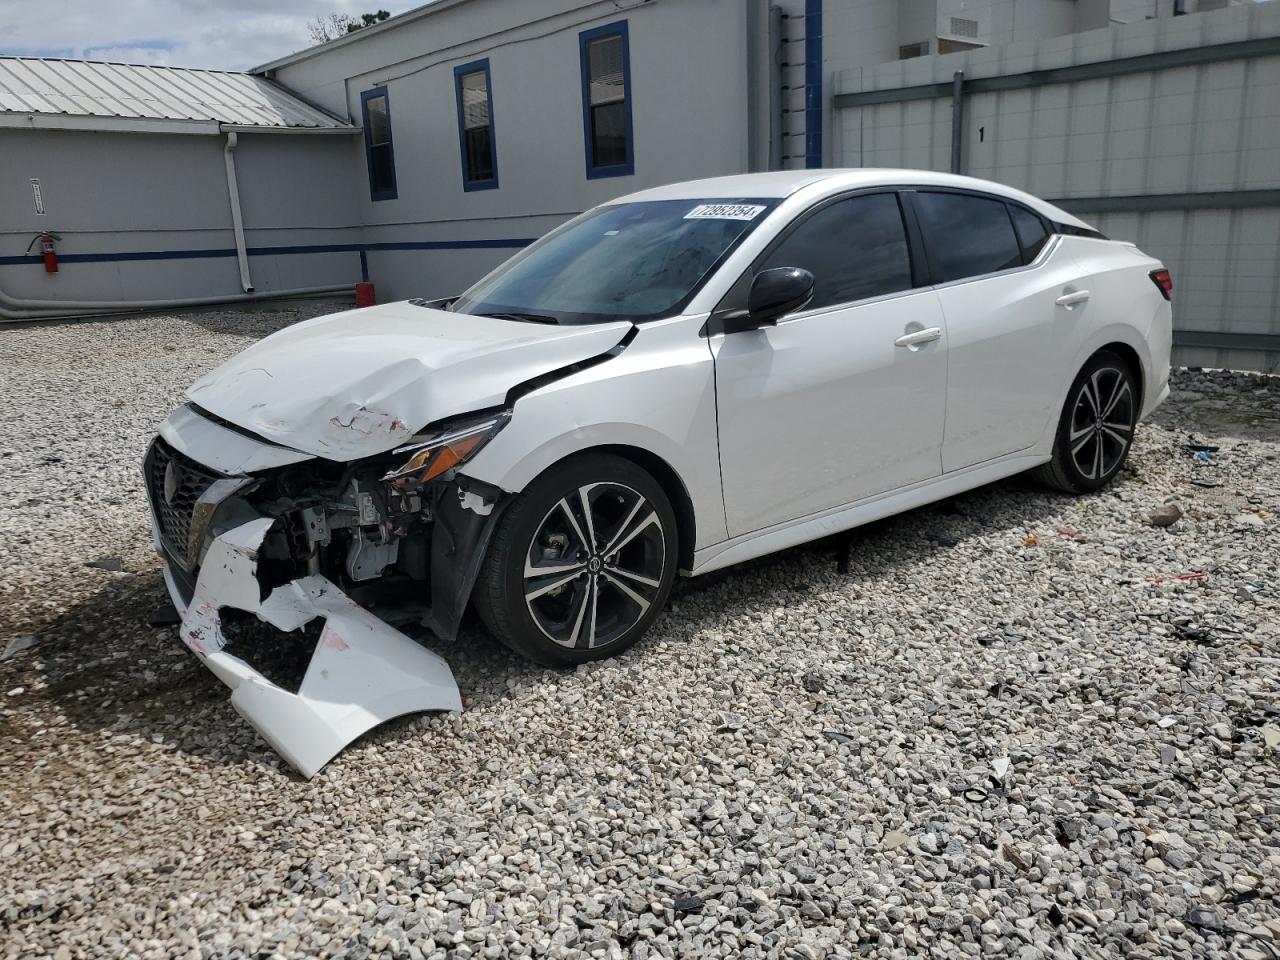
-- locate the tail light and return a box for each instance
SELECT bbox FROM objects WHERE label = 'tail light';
[1150,269,1173,300]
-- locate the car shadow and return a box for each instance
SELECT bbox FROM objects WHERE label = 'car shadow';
[9,469,1085,777]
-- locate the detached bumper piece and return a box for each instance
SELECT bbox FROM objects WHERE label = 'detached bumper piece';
[170,517,462,778]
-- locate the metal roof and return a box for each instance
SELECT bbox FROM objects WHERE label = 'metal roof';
[0,58,354,133]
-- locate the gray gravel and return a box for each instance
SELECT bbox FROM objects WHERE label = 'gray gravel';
[2,307,1278,960]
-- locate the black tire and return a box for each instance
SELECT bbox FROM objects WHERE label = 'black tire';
[1034,350,1139,494]
[473,452,678,666]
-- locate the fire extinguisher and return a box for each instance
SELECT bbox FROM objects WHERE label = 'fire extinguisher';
[26,231,61,273]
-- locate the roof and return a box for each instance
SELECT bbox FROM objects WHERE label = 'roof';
[0,57,355,135]
[612,169,1093,229]
[253,0,471,74]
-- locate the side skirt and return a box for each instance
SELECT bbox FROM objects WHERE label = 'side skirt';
[689,453,1048,575]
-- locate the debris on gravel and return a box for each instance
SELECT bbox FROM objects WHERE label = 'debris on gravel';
[1148,503,1184,528]
[2,311,1278,960]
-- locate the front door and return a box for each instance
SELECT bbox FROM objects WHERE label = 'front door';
[710,192,948,537]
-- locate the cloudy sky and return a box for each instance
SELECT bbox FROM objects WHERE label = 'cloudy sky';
[0,0,424,71]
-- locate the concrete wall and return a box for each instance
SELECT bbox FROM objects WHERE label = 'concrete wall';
[832,2,1280,371]
[269,0,757,302]
[0,127,362,311]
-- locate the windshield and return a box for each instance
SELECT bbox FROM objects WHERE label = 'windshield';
[450,198,779,324]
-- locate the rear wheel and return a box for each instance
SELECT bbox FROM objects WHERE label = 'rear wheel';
[474,453,678,666]
[1035,350,1139,493]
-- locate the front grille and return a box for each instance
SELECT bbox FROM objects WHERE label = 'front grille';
[145,437,224,569]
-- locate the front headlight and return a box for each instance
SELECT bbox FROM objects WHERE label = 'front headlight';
[383,412,509,488]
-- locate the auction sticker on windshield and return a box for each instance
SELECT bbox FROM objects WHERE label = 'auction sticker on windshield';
[684,203,767,221]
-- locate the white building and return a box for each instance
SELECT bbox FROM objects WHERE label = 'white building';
[1,0,1275,369]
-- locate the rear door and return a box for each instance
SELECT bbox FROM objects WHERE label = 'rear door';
[710,191,948,536]
[908,190,1084,472]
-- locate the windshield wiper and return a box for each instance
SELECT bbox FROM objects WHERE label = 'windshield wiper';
[476,311,559,325]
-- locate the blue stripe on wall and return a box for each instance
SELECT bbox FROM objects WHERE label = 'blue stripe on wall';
[0,237,537,267]
[804,0,823,169]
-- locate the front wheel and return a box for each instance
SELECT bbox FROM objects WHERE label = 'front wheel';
[1035,350,1139,493]
[473,453,678,666]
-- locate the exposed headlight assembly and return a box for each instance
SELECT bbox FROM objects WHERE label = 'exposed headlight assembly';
[383,412,510,488]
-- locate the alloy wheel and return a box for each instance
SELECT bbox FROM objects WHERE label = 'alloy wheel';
[1068,366,1134,480]
[523,482,667,649]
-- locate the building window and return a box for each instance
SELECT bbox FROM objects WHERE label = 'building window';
[899,40,930,59]
[453,59,498,191]
[579,21,634,178]
[360,87,397,201]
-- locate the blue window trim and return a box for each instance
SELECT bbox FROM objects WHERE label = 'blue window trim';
[578,20,634,179]
[360,86,398,202]
[453,58,499,191]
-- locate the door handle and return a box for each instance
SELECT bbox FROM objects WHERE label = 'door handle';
[894,327,943,348]
[1056,290,1091,308]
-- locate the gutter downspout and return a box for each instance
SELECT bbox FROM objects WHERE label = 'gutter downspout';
[223,130,254,293]
[950,71,965,175]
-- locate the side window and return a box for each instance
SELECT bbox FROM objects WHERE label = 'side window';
[454,59,498,190]
[761,193,913,310]
[361,87,397,202]
[579,21,633,178]
[1008,204,1050,263]
[914,192,1022,282]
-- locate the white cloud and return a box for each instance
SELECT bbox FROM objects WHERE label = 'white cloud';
[0,0,423,71]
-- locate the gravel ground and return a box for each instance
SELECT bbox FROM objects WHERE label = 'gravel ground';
[1,307,1278,960]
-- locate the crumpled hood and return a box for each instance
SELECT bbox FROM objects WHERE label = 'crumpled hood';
[187,302,632,461]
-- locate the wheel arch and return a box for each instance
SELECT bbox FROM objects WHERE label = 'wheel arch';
[1096,340,1145,411]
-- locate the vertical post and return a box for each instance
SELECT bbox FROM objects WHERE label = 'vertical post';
[950,70,965,175]
[222,131,253,293]
[768,5,784,171]
[803,0,823,169]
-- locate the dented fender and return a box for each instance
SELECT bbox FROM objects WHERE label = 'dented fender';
[171,517,462,779]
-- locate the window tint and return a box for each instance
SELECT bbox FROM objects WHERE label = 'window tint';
[361,88,396,201]
[1008,204,1050,263]
[914,192,1022,282]
[580,23,633,177]
[761,193,913,310]
[454,61,497,189]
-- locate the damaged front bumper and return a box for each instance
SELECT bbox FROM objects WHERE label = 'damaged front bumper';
[142,409,508,779]
[162,516,462,779]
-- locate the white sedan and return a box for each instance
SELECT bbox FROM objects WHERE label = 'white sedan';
[147,169,1172,776]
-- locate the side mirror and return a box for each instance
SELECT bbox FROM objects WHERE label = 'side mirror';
[746,267,815,327]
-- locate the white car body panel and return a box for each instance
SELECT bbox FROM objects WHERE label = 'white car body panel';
[710,286,947,535]
[144,169,1172,777]
[171,517,462,780]
[159,403,313,474]
[186,301,631,460]
[692,453,1047,574]
[460,313,729,550]
[937,236,1089,470]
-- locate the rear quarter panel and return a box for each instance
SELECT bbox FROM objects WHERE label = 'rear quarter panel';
[1038,237,1171,447]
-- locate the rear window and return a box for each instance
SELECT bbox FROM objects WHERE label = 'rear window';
[915,192,1022,283]
[1009,205,1050,263]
